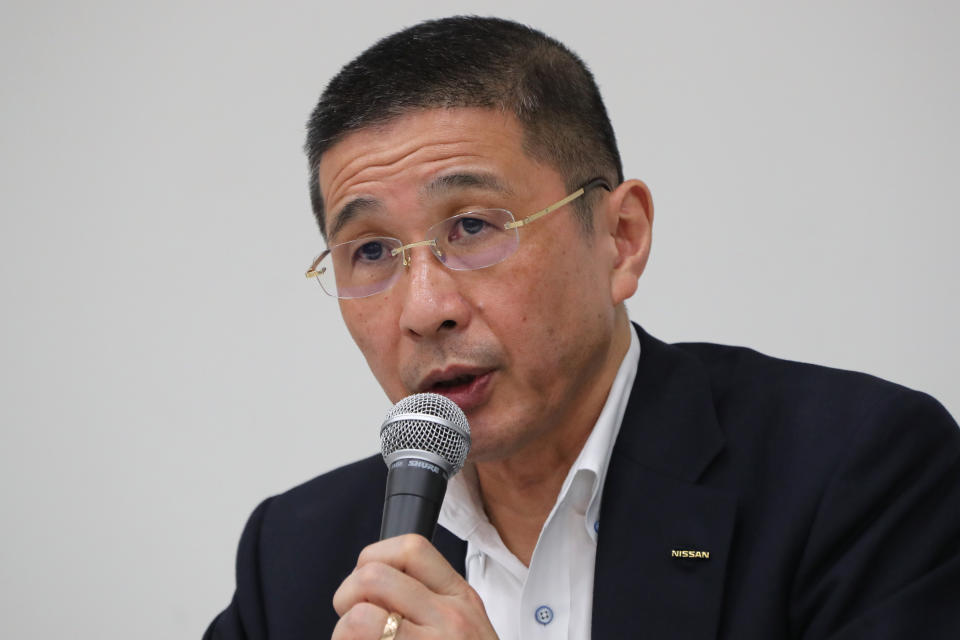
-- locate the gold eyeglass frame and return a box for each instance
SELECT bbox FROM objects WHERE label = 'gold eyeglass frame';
[304,177,612,286]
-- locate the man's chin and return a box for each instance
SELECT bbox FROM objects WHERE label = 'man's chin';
[460,421,541,466]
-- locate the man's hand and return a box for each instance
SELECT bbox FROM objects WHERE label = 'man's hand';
[332,534,499,639]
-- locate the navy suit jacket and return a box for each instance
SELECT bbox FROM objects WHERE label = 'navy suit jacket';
[205,326,960,638]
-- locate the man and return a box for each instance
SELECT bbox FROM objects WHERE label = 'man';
[206,16,960,639]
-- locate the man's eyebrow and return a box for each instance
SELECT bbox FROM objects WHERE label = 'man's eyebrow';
[421,172,513,198]
[328,196,382,241]
[328,174,510,240]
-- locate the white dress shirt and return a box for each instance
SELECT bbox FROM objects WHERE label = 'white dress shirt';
[438,326,640,639]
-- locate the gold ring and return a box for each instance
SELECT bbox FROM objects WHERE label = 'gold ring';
[379,612,402,640]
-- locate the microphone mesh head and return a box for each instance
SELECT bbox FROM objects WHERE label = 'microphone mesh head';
[380,393,471,474]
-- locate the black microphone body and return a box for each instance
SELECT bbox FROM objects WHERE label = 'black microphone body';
[377,393,471,541]
[380,457,449,540]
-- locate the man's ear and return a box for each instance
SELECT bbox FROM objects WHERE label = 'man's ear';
[602,179,654,305]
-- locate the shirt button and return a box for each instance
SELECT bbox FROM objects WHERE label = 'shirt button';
[535,605,554,625]
[594,520,600,533]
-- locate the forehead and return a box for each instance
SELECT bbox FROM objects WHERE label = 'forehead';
[317,108,538,236]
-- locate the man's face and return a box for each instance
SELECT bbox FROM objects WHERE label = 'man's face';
[318,108,627,462]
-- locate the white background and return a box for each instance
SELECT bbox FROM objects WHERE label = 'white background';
[1,1,957,638]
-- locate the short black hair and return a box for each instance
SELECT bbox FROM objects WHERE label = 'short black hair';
[305,16,623,238]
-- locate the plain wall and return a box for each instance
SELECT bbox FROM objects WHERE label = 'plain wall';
[1,1,957,637]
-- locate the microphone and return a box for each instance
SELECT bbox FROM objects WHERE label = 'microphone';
[379,393,471,540]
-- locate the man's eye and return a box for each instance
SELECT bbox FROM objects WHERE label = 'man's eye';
[458,217,488,235]
[354,241,386,261]
[446,216,491,244]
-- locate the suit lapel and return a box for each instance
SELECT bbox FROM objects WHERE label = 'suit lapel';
[592,326,737,639]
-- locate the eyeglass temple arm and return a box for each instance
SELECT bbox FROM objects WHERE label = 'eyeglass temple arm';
[305,250,330,279]
[503,178,612,230]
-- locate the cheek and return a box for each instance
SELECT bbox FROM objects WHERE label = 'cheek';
[520,239,605,316]
[340,303,398,374]
[508,243,612,360]
[340,303,367,346]
[493,254,578,352]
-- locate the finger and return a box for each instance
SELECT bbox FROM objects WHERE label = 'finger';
[355,534,467,597]
[332,602,425,640]
[332,602,383,640]
[333,560,440,624]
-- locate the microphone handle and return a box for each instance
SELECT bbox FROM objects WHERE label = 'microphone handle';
[380,458,449,540]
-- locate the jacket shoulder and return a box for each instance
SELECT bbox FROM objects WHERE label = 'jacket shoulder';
[268,453,386,521]
[671,340,934,422]
[259,453,387,568]
[257,455,386,637]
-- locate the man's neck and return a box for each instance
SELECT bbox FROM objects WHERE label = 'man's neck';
[472,317,633,565]
[474,431,591,565]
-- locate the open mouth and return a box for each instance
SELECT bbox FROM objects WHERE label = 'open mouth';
[421,370,493,411]
[432,374,479,390]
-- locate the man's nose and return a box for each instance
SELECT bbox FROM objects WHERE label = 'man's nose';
[396,246,471,339]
